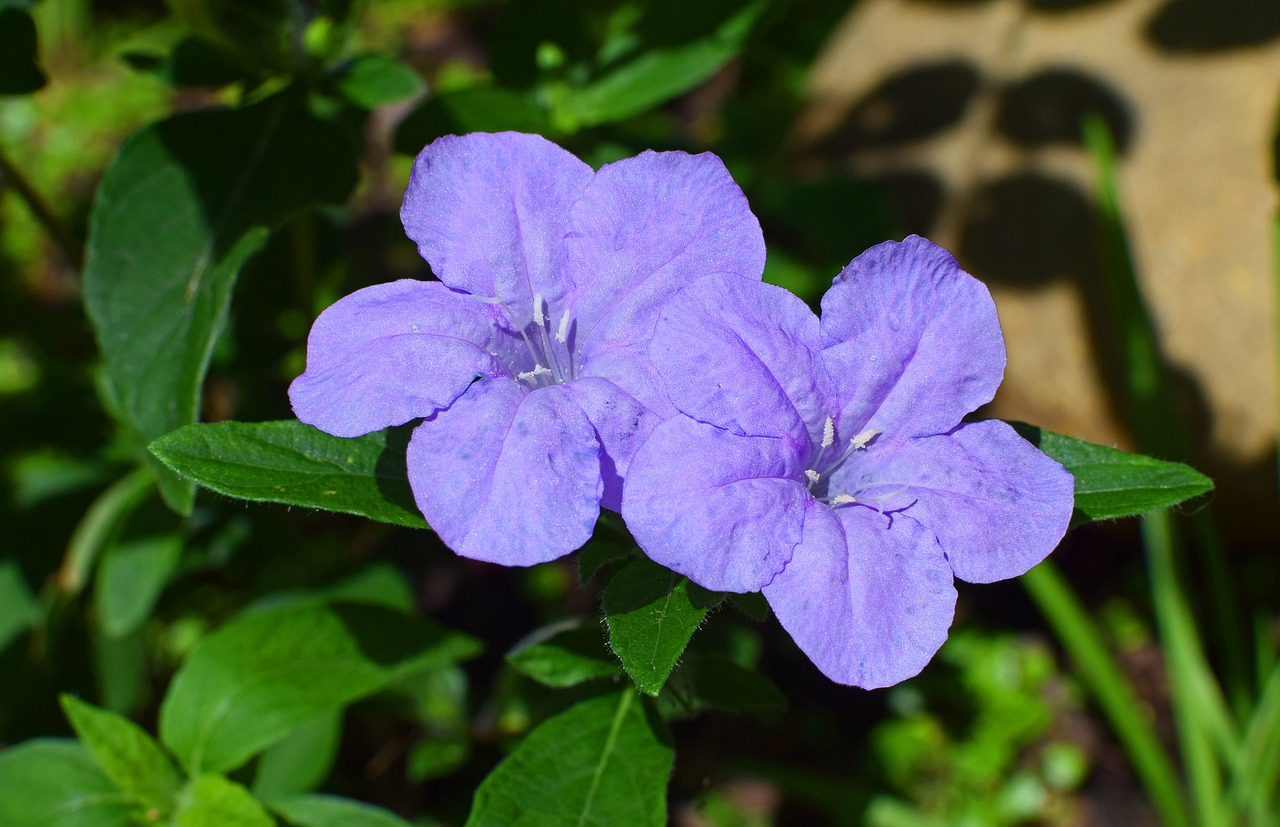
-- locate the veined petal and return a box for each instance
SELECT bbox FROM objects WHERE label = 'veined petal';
[579,340,678,421]
[562,376,662,513]
[289,280,516,437]
[622,416,808,593]
[834,420,1074,583]
[820,236,1005,439]
[764,505,957,689]
[649,275,828,446]
[570,150,765,358]
[406,378,602,566]
[400,132,593,326]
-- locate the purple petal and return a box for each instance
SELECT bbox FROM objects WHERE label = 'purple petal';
[569,151,765,358]
[832,420,1074,583]
[764,505,957,689]
[580,340,678,421]
[622,416,808,593]
[649,275,829,447]
[820,236,1005,440]
[289,280,516,437]
[406,378,602,566]
[562,376,662,512]
[400,132,593,327]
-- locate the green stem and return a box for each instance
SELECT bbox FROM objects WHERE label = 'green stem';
[1021,560,1189,827]
[0,143,84,270]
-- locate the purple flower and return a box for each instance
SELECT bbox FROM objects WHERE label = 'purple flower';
[622,236,1074,688]
[290,132,764,565]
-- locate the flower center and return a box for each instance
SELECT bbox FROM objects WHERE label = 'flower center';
[512,293,579,388]
[804,415,881,508]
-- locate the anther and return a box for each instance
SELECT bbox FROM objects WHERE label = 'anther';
[533,293,545,327]
[805,469,821,484]
[821,416,835,448]
[851,428,880,450]
[832,494,857,505]
[556,308,571,344]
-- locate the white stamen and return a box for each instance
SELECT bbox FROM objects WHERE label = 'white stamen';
[532,293,545,327]
[517,364,553,385]
[821,416,834,448]
[832,493,857,505]
[851,428,880,450]
[555,308,571,344]
[804,469,821,484]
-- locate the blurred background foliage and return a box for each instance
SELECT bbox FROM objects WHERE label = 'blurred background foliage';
[0,0,1276,824]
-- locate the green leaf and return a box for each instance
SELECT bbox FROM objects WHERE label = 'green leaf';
[60,695,183,815]
[174,775,274,827]
[0,559,36,652]
[394,86,552,155]
[95,531,182,638]
[251,711,342,802]
[84,91,357,512]
[159,602,480,774]
[149,420,426,528]
[332,52,425,108]
[0,739,138,827]
[576,518,637,585]
[1010,423,1213,524]
[122,36,249,87]
[507,618,620,688]
[656,655,786,721]
[604,556,721,695]
[551,0,766,128]
[467,690,673,827]
[0,6,45,94]
[270,794,414,827]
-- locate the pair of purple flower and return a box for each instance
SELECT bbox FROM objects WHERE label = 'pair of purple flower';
[290,132,1074,689]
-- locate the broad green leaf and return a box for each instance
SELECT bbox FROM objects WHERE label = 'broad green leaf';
[174,775,273,827]
[0,6,45,94]
[551,0,766,128]
[91,625,148,714]
[1010,423,1213,524]
[0,559,36,652]
[656,654,786,720]
[604,556,721,695]
[149,420,425,528]
[84,92,356,512]
[467,690,672,827]
[507,618,620,688]
[333,52,425,108]
[159,602,480,774]
[60,696,183,815]
[0,739,138,827]
[270,794,414,827]
[251,711,342,802]
[95,531,182,638]
[576,515,637,585]
[394,86,552,155]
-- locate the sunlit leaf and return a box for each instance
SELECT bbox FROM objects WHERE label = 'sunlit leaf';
[174,775,273,827]
[332,52,425,108]
[60,696,183,815]
[0,739,138,827]
[269,794,414,827]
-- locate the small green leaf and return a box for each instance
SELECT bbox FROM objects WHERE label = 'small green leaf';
[0,7,45,94]
[507,618,621,688]
[251,711,342,802]
[0,559,36,652]
[603,557,722,695]
[1010,423,1213,524]
[0,739,137,827]
[577,523,637,585]
[270,794,414,827]
[149,420,425,528]
[467,690,673,827]
[95,531,182,638]
[60,695,183,815]
[656,655,786,721]
[84,92,357,512]
[159,602,480,774]
[332,52,425,108]
[174,775,274,827]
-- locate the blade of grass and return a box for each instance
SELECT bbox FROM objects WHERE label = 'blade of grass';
[1021,560,1189,827]
[1229,660,1280,826]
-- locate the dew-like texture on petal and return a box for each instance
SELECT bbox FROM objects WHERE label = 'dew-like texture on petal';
[406,378,602,566]
[569,151,766,358]
[400,132,593,326]
[834,420,1074,583]
[820,236,1005,440]
[649,275,828,446]
[764,506,957,689]
[623,416,808,593]
[289,280,518,438]
[562,376,661,512]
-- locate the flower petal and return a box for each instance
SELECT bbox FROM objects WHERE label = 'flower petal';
[400,132,593,327]
[832,420,1074,583]
[622,416,808,593]
[649,275,828,447]
[820,236,1005,440]
[569,150,765,357]
[289,280,516,437]
[764,505,957,689]
[406,378,602,566]
[562,376,662,512]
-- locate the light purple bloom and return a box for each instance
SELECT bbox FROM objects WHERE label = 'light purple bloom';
[622,236,1074,689]
[290,132,765,565]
